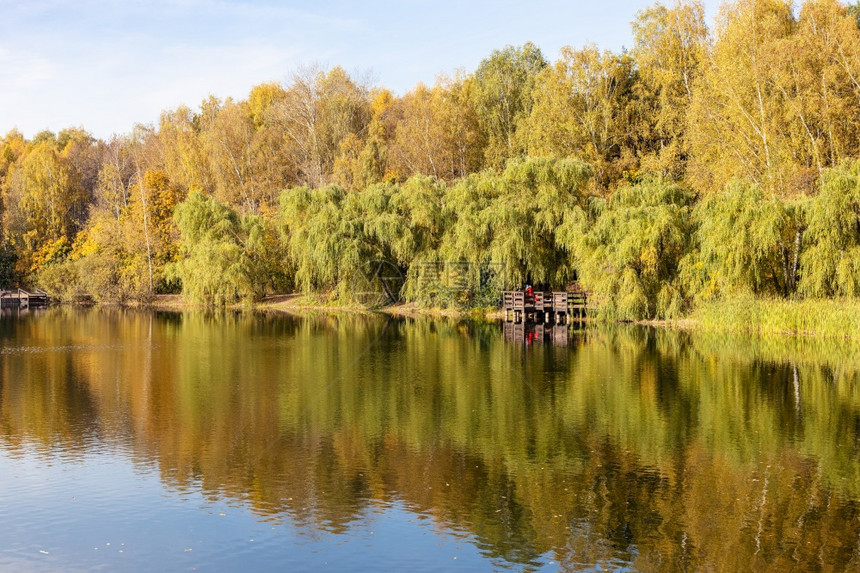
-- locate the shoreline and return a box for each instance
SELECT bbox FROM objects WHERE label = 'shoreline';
[36,294,860,343]
[140,294,504,320]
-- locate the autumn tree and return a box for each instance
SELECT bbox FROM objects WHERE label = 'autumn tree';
[1,140,87,274]
[632,0,709,179]
[0,130,26,190]
[157,105,213,195]
[273,66,371,188]
[472,42,547,169]
[94,136,136,219]
[0,130,26,280]
[788,0,860,170]
[244,82,299,202]
[521,45,638,187]
[56,127,105,205]
[333,88,395,189]
[687,0,860,195]
[388,76,483,181]
[198,97,260,209]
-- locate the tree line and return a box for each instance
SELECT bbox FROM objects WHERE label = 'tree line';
[3,0,860,318]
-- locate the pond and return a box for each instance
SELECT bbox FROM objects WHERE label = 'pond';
[2,307,860,571]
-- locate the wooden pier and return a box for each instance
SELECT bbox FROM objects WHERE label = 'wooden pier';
[0,288,49,309]
[502,290,586,324]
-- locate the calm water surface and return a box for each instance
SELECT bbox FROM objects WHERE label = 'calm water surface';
[2,307,860,571]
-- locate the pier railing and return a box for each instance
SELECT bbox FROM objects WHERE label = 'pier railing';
[0,288,49,308]
[502,290,587,324]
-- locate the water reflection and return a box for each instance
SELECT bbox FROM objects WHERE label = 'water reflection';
[2,308,860,570]
[502,321,585,346]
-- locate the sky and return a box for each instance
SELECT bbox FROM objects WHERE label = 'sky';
[0,0,721,140]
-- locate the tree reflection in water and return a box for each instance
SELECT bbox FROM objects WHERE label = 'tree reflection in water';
[2,307,860,570]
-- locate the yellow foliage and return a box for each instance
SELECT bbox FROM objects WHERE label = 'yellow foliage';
[31,236,71,272]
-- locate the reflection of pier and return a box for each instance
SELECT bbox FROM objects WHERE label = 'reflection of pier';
[0,289,49,309]
[503,321,583,346]
[502,290,586,324]
[0,306,37,318]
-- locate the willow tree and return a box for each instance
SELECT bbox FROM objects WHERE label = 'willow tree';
[799,161,860,297]
[170,191,270,305]
[365,175,448,265]
[374,176,451,304]
[279,176,449,302]
[680,181,801,300]
[279,185,369,297]
[565,178,694,320]
[441,157,592,291]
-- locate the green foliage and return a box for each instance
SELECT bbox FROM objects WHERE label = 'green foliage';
[442,157,592,290]
[278,158,591,308]
[279,176,449,304]
[569,178,694,319]
[169,191,274,305]
[681,182,802,300]
[279,185,365,297]
[799,161,860,297]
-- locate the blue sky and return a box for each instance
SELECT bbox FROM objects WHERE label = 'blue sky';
[0,0,721,140]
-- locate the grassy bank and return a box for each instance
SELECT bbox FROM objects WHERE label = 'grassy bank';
[687,296,860,341]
